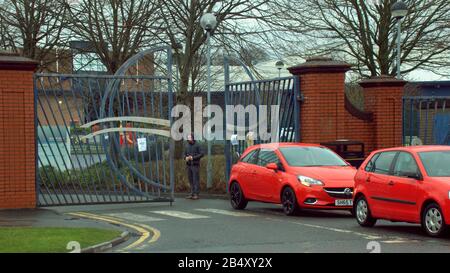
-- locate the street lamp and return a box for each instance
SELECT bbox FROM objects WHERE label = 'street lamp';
[391,1,408,79]
[200,12,217,189]
[275,60,284,78]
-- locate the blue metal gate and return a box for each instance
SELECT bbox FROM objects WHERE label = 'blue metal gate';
[223,57,300,180]
[403,96,450,146]
[35,47,175,206]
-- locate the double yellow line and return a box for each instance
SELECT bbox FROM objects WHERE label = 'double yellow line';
[67,211,161,250]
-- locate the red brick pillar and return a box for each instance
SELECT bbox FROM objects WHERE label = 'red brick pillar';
[0,53,38,209]
[359,76,406,150]
[288,57,351,143]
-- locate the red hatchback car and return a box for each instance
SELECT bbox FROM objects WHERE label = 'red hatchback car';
[228,143,357,215]
[353,146,450,237]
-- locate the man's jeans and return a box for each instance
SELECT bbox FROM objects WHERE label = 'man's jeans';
[187,165,200,195]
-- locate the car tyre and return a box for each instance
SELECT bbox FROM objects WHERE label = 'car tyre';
[230,182,248,210]
[422,203,448,237]
[281,187,300,216]
[354,196,377,227]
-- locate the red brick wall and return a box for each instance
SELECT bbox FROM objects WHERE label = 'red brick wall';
[0,56,37,209]
[299,73,346,143]
[289,58,405,157]
[343,111,375,156]
[360,78,405,150]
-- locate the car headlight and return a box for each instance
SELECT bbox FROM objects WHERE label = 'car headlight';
[298,175,324,187]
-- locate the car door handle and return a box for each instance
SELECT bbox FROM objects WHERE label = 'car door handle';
[388,181,395,186]
[366,177,371,182]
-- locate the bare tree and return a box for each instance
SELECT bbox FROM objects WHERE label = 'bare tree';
[151,0,271,157]
[268,0,450,78]
[65,0,162,73]
[0,0,68,69]
[154,0,271,94]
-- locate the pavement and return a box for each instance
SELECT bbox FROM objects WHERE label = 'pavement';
[0,207,123,231]
[33,197,450,253]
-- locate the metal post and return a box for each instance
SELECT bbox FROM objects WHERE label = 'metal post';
[396,18,402,79]
[224,56,231,188]
[206,31,212,189]
[167,47,175,202]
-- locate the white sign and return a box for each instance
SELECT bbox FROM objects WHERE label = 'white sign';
[230,134,239,146]
[137,137,147,152]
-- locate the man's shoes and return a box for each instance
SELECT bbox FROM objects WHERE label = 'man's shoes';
[191,194,199,200]
[186,194,193,199]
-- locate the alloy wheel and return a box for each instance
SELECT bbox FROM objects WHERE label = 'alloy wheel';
[356,199,368,223]
[282,189,294,214]
[425,207,443,234]
[230,183,241,207]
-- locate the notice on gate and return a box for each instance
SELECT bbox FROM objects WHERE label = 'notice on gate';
[137,137,147,152]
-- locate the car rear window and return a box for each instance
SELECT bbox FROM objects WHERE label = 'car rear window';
[279,146,347,167]
[419,151,450,177]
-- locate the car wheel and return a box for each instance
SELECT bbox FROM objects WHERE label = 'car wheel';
[230,182,248,210]
[355,196,377,227]
[281,187,300,216]
[422,203,448,237]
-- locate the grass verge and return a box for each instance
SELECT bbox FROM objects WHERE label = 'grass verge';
[0,227,122,253]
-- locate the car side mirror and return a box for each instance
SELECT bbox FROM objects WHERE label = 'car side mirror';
[401,171,423,180]
[266,163,278,171]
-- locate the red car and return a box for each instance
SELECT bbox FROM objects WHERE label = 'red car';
[353,146,450,237]
[228,143,357,215]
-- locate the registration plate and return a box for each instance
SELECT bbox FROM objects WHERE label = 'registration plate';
[335,199,353,206]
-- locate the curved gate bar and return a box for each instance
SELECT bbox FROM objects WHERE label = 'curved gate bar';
[98,46,174,197]
[81,116,170,129]
[81,128,171,141]
[223,55,261,105]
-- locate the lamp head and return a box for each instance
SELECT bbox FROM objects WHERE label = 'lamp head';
[275,60,284,70]
[200,13,217,32]
[391,1,408,19]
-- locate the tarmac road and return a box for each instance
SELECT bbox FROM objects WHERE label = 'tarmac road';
[50,197,450,253]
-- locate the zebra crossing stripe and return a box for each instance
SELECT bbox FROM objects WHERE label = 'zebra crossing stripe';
[194,208,255,217]
[150,210,210,219]
[105,212,164,222]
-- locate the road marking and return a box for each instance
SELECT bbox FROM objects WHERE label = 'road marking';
[194,208,255,217]
[138,224,161,244]
[381,239,420,244]
[265,216,382,240]
[105,212,164,222]
[150,210,210,219]
[67,212,160,250]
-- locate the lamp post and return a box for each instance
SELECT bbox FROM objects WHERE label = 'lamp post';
[391,1,408,79]
[275,60,284,141]
[172,41,183,91]
[275,60,284,78]
[200,12,217,189]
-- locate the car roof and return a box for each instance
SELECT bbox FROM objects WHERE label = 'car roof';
[246,142,323,150]
[374,145,450,153]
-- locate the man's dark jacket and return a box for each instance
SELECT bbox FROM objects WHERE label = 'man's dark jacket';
[184,141,204,166]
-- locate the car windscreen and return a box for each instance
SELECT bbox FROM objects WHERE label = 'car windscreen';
[279,146,348,167]
[418,151,450,177]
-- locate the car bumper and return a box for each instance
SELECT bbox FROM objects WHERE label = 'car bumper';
[294,186,353,210]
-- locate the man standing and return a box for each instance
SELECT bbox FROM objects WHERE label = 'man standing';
[185,134,204,200]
